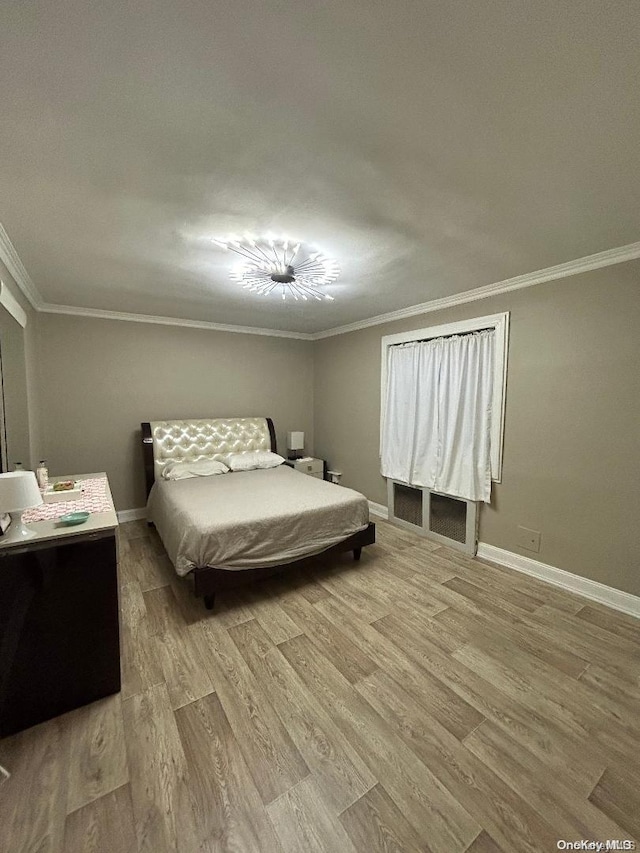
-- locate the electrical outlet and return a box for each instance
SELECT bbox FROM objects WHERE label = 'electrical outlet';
[517,525,541,553]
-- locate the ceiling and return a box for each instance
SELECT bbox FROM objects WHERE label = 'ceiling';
[1,0,639,334]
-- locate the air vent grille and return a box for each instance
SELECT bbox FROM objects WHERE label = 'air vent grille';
[387,480,478,555]
[428,492,467,543]
[393,483,422,527]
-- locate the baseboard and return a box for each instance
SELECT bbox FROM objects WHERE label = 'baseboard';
[368,500,389,520]
[477,543,640,619]
[117,507,147,523]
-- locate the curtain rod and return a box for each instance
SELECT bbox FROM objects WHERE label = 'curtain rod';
[390,327,493,347]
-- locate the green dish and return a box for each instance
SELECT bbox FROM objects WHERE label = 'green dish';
[59,511,90,526]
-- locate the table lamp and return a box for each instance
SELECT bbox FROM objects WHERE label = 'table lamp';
[0,471,43,542]
[286,431,305,460]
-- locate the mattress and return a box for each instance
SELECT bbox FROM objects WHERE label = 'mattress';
[147,464,369,576]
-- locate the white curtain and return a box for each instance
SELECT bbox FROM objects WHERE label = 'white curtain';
[381,329,495,502]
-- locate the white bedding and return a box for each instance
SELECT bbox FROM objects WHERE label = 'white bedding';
[147,465,369,576]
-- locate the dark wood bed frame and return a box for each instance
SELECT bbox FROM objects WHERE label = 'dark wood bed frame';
[141,419,375,609]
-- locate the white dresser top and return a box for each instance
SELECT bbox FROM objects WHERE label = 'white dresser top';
[0,472,118,551]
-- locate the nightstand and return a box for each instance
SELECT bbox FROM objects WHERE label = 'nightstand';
[285,457,325,479]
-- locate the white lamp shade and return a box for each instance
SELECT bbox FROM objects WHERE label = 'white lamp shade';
[287,431,305,451]
[0,471,43,512]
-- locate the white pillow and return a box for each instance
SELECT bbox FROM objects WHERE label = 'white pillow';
[227,451,285,471]
[162,459,229,480]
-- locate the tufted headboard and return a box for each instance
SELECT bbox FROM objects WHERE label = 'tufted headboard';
[141,417,277,497]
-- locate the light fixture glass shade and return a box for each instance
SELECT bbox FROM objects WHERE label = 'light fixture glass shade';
[0,471,43,512]
[0,471,43,542]
[287,431,305,451]
[214,234,338,302]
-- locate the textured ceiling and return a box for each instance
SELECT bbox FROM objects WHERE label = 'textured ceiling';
[1,0,639,333]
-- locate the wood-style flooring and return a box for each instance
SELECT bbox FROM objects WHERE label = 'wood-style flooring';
[1,518,639,852]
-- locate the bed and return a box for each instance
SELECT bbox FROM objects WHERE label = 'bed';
[141,417,375,608]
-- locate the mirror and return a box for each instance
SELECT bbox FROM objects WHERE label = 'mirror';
[0,301,30,472]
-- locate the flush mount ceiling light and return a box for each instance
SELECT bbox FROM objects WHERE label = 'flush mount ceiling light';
[213,234,338,301]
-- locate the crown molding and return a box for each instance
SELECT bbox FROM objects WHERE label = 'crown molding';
[2,215,638,340]
[311,240,640,339]
[0,224,44,309]
[38,302,314,340]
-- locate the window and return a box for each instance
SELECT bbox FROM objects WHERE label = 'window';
[380,312,509,483]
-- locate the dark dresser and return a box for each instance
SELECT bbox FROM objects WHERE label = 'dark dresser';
[0,473,120,737]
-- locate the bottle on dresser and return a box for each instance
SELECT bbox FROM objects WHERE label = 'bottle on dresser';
[36,460,49,491]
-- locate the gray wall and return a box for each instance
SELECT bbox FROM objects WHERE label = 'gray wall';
[25,262,640,597]
[35,315,314,510]
[313,261,640,596]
